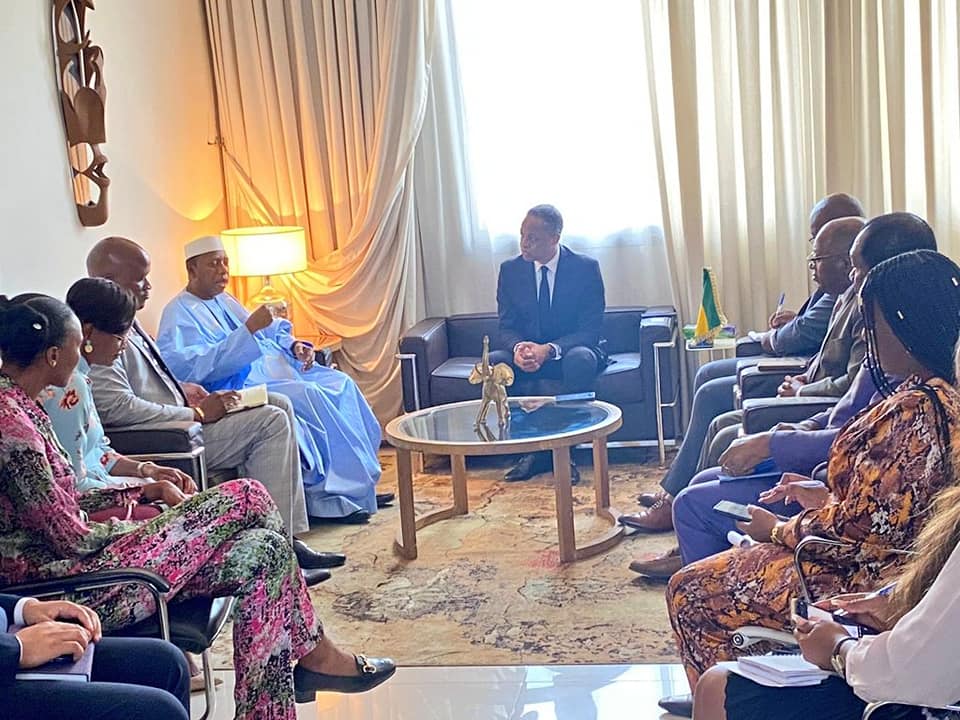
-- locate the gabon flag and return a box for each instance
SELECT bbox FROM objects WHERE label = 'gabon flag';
[693,267,727,345]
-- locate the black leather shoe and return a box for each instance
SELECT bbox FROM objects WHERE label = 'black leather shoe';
[319,510,371,525]
[376,492,395,508]
[302,569,332,587]
[294,654,397,702]
[294,539,346,569]
[504,453,550,481]
[658,693,693,717]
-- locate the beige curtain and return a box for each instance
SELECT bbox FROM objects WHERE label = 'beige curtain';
[204,0,480,423]
[640,0,960,332]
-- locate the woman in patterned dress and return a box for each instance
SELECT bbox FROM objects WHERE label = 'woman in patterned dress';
[693,476,960,720]
[0,292,395,720]
[666,250,960,697]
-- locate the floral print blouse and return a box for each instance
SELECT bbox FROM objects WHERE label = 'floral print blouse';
[0,373,142,583]
[41,359,122,493]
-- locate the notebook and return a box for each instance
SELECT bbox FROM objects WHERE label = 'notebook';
[719,654,831,688]
[227,384,268,413]
[12,627,95,682]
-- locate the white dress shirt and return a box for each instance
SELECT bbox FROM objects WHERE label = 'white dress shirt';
[845,540,960,706]
[534,247,561,303]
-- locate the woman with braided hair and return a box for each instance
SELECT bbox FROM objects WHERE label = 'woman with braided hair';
[664,249,960,708]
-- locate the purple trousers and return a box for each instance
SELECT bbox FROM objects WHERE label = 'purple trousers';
[673,466,802,565]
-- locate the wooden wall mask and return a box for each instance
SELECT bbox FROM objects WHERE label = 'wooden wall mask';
[53,0,109,226]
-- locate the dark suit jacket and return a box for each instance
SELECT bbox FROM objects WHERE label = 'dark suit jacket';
[1,593,23,678]
[496,245,605,356]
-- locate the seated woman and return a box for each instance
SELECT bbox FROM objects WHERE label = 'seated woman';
[1,593,189,720]
[693,480,960,720]
[665,250,960,704]
[40,279,195,522]
[0,293,395,720]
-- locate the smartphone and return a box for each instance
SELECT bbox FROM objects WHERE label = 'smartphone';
[791,597,879,637]
[791,597,833,623]
[713,500,752,522]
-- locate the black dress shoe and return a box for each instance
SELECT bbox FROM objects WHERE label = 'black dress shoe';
[658,693,693,717]
[376,492,395,508]
[294,539,346,569]
[504,453,550,481]
[302,569,332,587]
[318,510,371,525]
[294,654,397,702]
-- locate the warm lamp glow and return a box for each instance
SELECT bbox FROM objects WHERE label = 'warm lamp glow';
[221,226,308,310]
[221,226,308,277]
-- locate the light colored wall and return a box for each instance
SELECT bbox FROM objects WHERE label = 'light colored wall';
[0,0,224,331]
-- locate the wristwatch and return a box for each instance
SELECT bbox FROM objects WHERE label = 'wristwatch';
[830,636,858,677]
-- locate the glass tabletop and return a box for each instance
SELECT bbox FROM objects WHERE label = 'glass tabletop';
[388,398,619,449]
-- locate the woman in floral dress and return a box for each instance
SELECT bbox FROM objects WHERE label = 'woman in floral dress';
[666,250,960,694]
[0,291,395,720]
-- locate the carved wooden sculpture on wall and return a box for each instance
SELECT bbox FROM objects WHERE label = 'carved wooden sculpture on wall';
[52,0,109,226]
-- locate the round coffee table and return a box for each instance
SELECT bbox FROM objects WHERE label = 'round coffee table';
[384,398,623,563]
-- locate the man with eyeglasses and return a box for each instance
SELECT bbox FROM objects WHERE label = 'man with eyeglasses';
[622,194,866,533]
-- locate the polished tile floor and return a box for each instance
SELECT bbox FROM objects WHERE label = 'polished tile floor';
[193,664,691,719]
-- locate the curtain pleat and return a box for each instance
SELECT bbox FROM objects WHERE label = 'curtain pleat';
[204,0,479,423]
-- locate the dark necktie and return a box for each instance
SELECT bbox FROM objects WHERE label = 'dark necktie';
[132,322,189,405]
[538,265,551,337]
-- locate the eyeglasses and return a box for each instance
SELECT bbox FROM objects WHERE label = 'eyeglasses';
[807,253,848,269]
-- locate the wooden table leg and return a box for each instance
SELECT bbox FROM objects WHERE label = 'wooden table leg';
[451,453,468,514]
[393,448,417,559]
[553,445,575,563]
[593,435,610,511]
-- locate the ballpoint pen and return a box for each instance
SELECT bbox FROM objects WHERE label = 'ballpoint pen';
[775,292,786,316]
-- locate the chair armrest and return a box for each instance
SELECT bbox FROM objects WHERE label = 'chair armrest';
[741,396,839,434]
[641,310,681,438]
[735,337,764,357]
[2,568,171,597]
[738,362,807,401]
[398,317,449,411]
[104,421,203,455]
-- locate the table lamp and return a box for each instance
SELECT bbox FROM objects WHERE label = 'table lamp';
[221,225,308,311]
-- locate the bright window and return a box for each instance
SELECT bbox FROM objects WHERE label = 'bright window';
[451,0,663,249]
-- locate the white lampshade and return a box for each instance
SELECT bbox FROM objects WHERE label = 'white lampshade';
[221,226,308,277]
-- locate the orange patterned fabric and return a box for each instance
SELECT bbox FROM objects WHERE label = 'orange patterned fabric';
[667,376,960,687]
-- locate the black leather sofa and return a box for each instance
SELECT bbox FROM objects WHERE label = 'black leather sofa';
[398,305,682,444]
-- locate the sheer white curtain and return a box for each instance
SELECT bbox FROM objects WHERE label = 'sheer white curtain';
[205,0,480,422]
[450,0,673,308]
[639,0,960,330]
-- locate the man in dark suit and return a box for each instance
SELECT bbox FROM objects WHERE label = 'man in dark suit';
[0,593,189,719]
[490,204,606,482]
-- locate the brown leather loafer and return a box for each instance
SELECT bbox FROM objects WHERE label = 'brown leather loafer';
[628,545,682,578]
[637,490,667,507]
[619,495,674,532]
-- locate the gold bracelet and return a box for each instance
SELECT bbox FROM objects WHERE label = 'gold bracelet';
[770,523,783,545]
[193,406,205,423]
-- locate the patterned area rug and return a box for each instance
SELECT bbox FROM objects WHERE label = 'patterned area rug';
[210,449,680,668]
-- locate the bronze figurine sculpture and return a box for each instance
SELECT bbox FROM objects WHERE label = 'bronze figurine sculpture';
[468,335,514,431]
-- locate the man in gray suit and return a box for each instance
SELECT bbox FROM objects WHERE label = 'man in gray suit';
[85,237,344,570]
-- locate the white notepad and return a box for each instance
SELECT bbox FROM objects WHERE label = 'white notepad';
[227,384,269,413]
[719,654,832,688]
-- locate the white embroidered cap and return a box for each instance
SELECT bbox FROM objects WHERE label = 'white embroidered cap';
[184,235,225,260]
